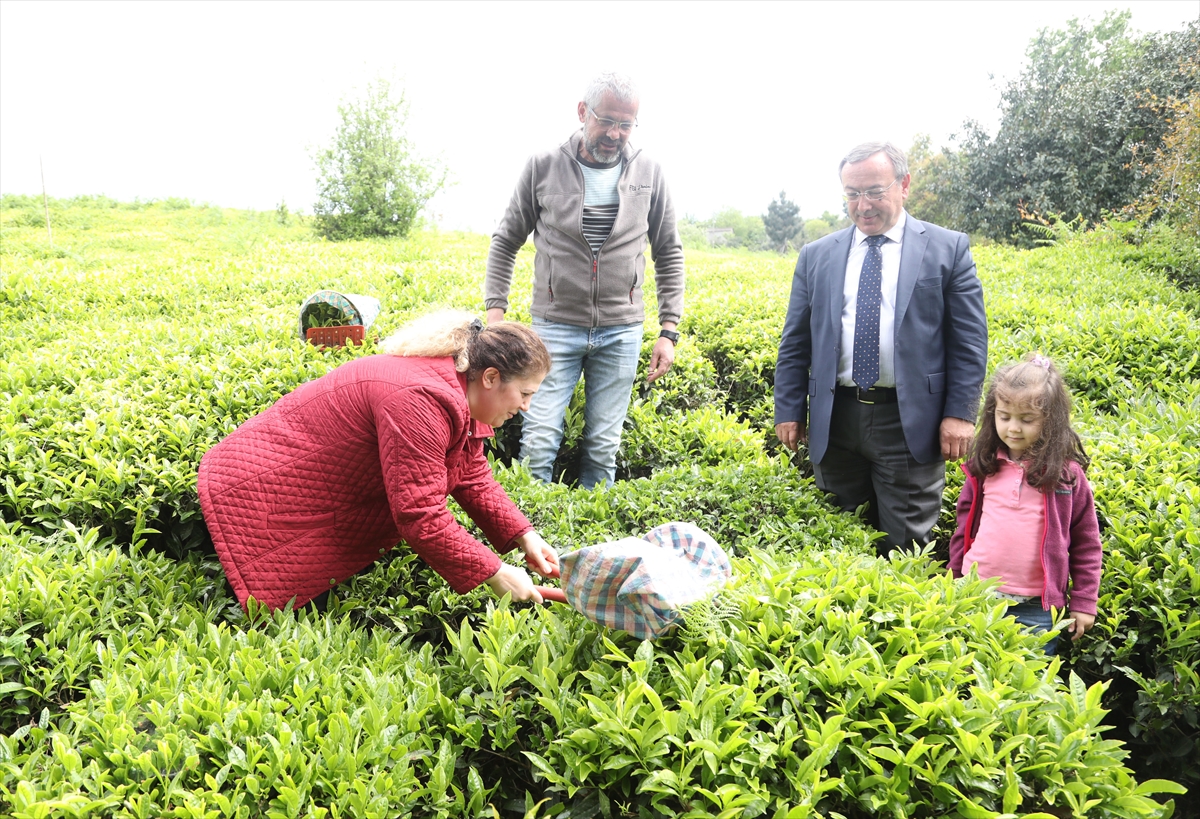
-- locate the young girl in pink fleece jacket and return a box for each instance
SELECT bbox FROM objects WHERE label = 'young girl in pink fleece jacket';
[949,354,1102,655]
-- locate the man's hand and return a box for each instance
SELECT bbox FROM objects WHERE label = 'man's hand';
[646,337,676,383]
[485,563,542,603]
[775,421,807,452]
[486,307,506,325]
[1066,611,1096,641]
[515,531,559,578]
[940,417,975,461]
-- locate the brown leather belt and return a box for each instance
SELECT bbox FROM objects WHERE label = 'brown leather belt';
[837,385,898,405]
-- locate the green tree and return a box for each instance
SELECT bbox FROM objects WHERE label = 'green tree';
[1135,71,1200,237]
[798,211,850,247]
[905,134,966,228]
[802,219,833,243]
[709,207,769,250]
[676,216,710,250]
[312,78,447,241]
[763,191,801,252]
[927,14,1199,244]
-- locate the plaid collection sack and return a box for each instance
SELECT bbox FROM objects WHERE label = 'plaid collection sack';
[556,522,732,640]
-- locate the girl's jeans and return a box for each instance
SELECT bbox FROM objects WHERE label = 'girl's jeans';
[1008,597,1059,655]
[521,319,643,489]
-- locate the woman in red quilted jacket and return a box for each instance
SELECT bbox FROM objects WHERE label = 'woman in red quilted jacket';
[198,311,560,611]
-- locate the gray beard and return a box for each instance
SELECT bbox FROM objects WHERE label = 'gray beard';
[583,135,621,165]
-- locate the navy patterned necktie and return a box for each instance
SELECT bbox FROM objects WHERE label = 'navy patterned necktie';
[852,234,887,391]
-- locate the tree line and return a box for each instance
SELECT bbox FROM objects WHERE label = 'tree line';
[309,12,1197,263]
[691,13,1198,256]
[908,12,1198,247]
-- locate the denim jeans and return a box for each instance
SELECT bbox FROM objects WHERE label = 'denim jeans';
[521,318,643,489]
[1008,598,1058,655]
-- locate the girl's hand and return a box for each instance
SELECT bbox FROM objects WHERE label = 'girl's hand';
[1067,611,1096,640]
[485,563,543,604]
[515,531,560,578]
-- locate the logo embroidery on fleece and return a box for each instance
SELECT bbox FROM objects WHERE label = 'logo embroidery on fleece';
[628,184,652,193]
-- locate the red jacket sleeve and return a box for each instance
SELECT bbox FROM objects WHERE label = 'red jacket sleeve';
[376,387,503,593]
[450,433,534,554]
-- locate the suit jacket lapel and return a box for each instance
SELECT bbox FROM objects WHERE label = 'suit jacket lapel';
[893,216,929,335]
[828,227,854,342]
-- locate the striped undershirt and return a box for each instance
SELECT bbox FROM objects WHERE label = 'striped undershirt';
[577,160,623,256]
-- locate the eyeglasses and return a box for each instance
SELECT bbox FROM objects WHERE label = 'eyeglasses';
[843,177,900,202]
[587,106,637,134]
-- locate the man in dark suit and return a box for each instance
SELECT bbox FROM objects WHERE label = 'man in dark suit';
[774,142,987,556]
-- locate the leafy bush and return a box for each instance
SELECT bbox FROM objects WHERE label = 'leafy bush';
[1115,220,1200,292]
[1,198,1197,817]
[1132,78,1200,240]
[0,527,1186,819]
[312,78,447,241]
[915,14,1200,244]
[0,522,229,735]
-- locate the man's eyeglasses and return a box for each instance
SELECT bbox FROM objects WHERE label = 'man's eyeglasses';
[587,106,637,134]
[843,178,900,202]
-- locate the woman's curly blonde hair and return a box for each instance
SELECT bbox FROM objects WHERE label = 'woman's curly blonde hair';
[380,310,550,381]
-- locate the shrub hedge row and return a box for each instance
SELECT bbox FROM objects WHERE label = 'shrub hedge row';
[1,198,1197,817]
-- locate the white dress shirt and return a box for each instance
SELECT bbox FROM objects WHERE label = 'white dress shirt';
[838,211,907,388]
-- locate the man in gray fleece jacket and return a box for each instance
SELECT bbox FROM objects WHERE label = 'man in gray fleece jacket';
[485,73,685,489]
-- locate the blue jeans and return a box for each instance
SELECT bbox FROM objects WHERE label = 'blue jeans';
[521,319,643,489]
[1009,598,1058,655]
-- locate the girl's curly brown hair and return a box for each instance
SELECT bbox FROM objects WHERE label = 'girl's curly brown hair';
[965,354,1089,490]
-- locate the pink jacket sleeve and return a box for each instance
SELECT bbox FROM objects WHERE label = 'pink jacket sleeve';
[1065,467,1103,616]
[948,470,978,577]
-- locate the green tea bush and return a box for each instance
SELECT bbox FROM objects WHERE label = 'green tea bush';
[1,199,1197,816]
[1109,220,1200,293]
[525,553,1185,817]
[499,459,879,559]
[1063,386,1200,775]
[0,542,1185,818]
[681,253,791,423]
[0,522,228,735]
[619,404,767,479]
[974,229,1200,799]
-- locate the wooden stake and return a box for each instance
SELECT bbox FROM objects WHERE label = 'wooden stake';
[40,156,52,245]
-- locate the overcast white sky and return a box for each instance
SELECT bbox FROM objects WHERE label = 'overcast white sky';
[1,1,1196,233]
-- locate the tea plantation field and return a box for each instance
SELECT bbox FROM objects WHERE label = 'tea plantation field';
[1,197,1198,818]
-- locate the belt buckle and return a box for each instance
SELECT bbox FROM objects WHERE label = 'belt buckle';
[856,387,875,404]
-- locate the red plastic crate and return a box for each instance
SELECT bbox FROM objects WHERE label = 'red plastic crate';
[306,325,365,348]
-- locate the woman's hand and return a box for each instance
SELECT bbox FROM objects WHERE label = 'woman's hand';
[485,563,543,604]
[1067,610,1096,640]
[515,531,559,578]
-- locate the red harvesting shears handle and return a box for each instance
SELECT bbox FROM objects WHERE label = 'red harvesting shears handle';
[536,586,568,604]
[531,557,565,603]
